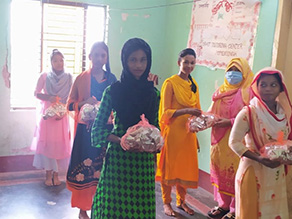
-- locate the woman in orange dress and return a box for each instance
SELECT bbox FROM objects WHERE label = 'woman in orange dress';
[156,48,201,216]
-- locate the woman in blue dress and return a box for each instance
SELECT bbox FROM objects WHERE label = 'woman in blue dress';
[66,42,117,219]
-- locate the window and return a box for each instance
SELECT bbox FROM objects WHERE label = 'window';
[10,0,107,108]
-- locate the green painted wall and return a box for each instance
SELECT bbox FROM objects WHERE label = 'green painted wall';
[0,0,280,175]
[159,0,279,172]
[79,0,168,79]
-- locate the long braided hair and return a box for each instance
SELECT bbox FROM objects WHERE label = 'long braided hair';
[178,48,197,93]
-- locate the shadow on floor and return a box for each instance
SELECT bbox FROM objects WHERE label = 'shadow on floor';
[0,171,216,219]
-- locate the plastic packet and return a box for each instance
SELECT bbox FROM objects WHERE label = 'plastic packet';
[261,144,292,161]
[43,102,66,120]
[260,131,292,161]
[187,112,218,132]
[79,103,100,122]
[120,114,164,152]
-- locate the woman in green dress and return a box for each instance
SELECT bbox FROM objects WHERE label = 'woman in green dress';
[91,38,160,219]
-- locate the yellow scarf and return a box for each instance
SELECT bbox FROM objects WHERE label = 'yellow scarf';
[159,75,200,121]
[219,57,254,105]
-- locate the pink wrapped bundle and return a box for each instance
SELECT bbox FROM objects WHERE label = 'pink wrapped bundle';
[120,114,164,153]
[187,112,217,132]
[43,102,67,120]
[79,103,100,122]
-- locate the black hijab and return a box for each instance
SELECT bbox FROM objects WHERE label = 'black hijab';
[111,38,158,129]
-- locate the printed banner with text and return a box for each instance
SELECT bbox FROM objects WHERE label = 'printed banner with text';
[188,0,260,69]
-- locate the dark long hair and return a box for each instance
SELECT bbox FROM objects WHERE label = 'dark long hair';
[90,41,111,74]
[178,48,197,93]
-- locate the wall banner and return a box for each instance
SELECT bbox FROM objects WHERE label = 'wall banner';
[188,0,261,69]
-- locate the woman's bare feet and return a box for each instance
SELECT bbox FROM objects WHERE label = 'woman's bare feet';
[52,172,61,186]
[163,203,175,217]
[79,210,90,219]
[45,170,53,186]
[177,202,195,215]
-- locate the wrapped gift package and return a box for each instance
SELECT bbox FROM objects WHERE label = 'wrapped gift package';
[79,103,100,122]
[121,114,164,152]
[43,102,66,120]
[187,112,217,132]
[261,140,292,161]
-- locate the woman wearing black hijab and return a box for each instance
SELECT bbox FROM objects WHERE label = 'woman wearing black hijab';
[91,38,160,219]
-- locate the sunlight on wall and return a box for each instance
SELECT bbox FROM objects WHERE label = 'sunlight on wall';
[10,0,41,108]
[85,6,106,70]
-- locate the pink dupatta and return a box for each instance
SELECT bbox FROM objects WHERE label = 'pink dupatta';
[209,58,254,145]
[248,67,292,151]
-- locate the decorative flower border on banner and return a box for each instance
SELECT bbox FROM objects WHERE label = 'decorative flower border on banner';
[187,0,261,69]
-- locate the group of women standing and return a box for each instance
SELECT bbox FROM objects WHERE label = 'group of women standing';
[207,60,292,219]
[31,42,117,218]
[31,36,292,219]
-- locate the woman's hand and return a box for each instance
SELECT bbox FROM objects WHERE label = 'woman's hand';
[257,156,281,168]
[86,96,98,105]
[127,147,144,153]
[281,160,292,165]
[120,141,144,152]
[173,108,201,118]
[55,115,64,121]
[148,72,158,86]
[107,134,121,144]
[120,141,130,151]
[213,118,231,128]
[49,96,57,103]
[188,108,202,117]
[121,144,143,152]
[197,138,200,152]
[107,134,144,153]
[78,96,98,109]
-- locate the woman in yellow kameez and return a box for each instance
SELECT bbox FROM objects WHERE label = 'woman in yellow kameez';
[156,48,201,217]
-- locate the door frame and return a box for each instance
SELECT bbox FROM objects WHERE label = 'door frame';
[272,0,292,97]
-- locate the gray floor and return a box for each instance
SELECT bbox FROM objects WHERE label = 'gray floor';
[0,171,216,219]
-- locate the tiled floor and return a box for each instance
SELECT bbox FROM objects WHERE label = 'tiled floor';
[0,170,216,219]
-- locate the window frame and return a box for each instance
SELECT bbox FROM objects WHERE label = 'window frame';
[10,0,108,110]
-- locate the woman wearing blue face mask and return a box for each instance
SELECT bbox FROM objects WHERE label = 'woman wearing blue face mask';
[225,70,243,85]
[207,58,254,219]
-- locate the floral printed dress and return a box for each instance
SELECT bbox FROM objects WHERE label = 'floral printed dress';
[229,101,290,218]
[91,86,160,219]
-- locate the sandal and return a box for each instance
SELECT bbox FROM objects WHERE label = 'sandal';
[222,212,235,219]
[207,206,229,218]
[177,203,195,215]
[163,203,175,217]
